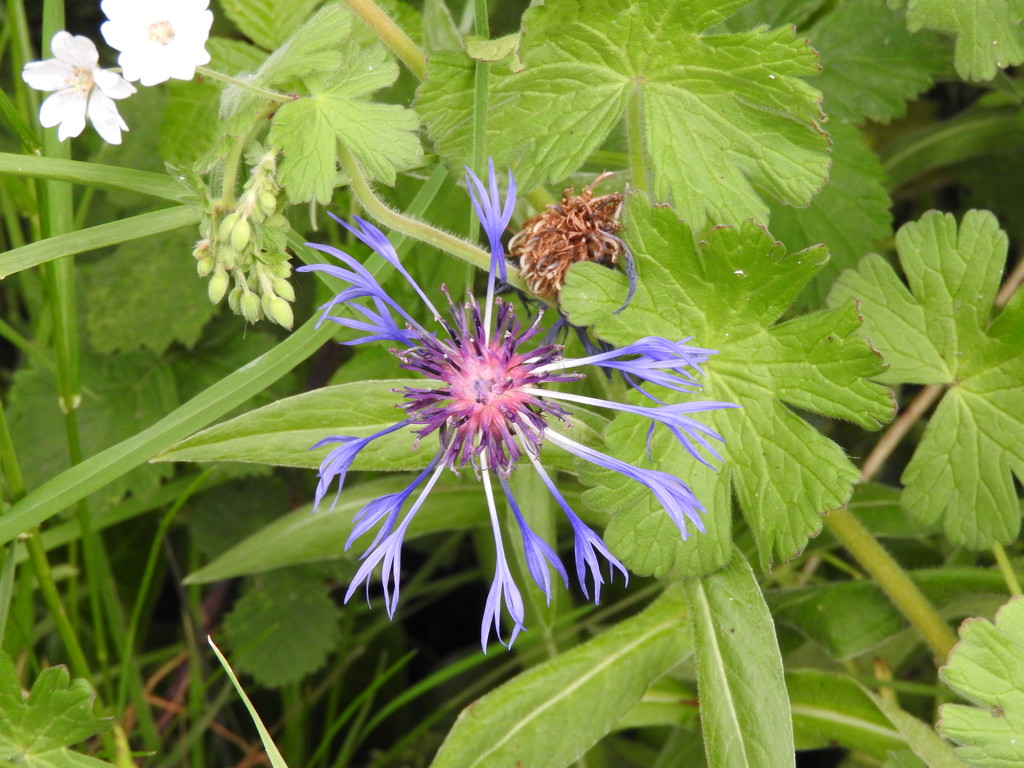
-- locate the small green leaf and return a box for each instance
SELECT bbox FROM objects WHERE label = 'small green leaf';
[686,550,793,767]
[562,197,893,572]
[788,670,903,759]
[430,586,691,768]
[220,0,324,49]
[896,0,1024,81]
[269,46,421,203]
[222,569,341,688]
[80,229,217,355]
[829,210,1024,547]
[939,597,1024,767]
[253,6,354,86]
[0,652,113,768]
[417,0,829,228]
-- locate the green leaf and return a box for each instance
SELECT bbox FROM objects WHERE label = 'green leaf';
[896,0,1024,81]
[269,46,421,203]
[252,7,353,87]
[788,670,903,759]
[0,153,184,201]
[207,638,289,768]
[157,379,422,470]
[768,121,893,308]
[157,379,605,474]
[828,210,1024,547]
[185,477,484,582]
[939,597,1024,767]
[80,229,216,355]
[222,569,341,688]
[220,0,323,49]
[430,586,691,768]
[562,197,893,572]
[0,206,200,279]
[860,687,964,768]
[0,652,113,768]
[808,0,948,124]
[685,550,793,767]
[416,0,829,228]
[422,0,461,52]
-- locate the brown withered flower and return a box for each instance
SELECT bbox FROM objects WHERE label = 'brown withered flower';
[509,172,636,313]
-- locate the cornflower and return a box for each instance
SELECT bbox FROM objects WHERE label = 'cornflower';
[299,162,737,651]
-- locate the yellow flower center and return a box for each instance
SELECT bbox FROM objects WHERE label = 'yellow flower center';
[147,20,175,45]
[71,66,95,95]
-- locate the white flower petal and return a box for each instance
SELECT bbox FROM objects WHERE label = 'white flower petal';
[38,89,85,131]
[93,68,136,100]
[22,58,74,91]
[50,31,100,69]
[87,91,128,145]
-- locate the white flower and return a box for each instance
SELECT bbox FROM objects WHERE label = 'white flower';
[100,0,213,87]
[21,31,136,145]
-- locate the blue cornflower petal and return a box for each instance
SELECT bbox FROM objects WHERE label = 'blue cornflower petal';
[546,430,706,538]
[525,451,628,602]
[466,159,516,282]
[498,474,569,603]
[344,462,446,617]
[311,420,411,513]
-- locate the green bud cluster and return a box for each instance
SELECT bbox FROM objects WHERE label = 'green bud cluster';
[192,145,295,329]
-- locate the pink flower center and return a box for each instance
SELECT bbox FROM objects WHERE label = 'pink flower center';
[448,349,530,426]
[147,20,175,45]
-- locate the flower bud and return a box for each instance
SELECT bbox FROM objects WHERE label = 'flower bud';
[230,218,251,252]
[228,286,242,314]
[241,292,262,324]
[258,190,277,216]
[272,277,295,302]
[266,296,294,329]
[218,212,239,242]
[270,260,292,278]
[196,255,215,277]
[208,267,230,304]
[218,244,238,270]
[192,237,211,260]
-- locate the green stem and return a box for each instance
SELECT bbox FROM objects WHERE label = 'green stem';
[194,65,290,103]
[992,541,1023,597]
[626,84,648,192]
[471,0,490,177]
[341,0,426,80]
[336,144,528,290]
[24,532,92,678]
[826,508,959,660]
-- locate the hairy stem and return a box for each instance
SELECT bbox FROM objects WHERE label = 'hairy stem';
[337,144,528,291]
[341,0,427,80]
